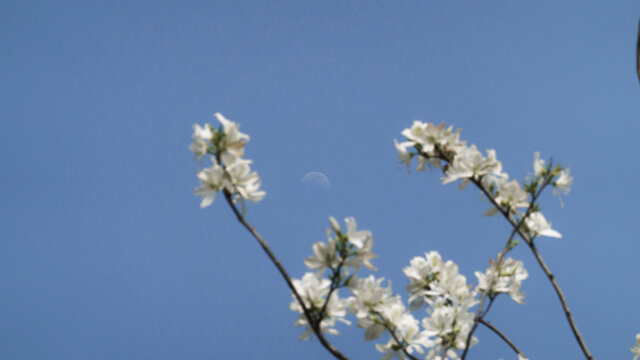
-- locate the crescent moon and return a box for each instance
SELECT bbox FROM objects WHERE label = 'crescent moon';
[301,172,332,190]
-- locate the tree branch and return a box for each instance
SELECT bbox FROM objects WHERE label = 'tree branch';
[479,319,526,358]
[223,191,349,360]
[423,151,594,359]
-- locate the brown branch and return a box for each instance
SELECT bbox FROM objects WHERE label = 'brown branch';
[461,173,550,359]
[479,319,526,358]
[476,180,594,359]
[526,240,593,359]
[223,191,349,360]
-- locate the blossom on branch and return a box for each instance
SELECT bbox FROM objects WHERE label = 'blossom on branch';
[191,113,265,207]
[441,145,502,185]
[525,212,562,238]
[189,124,213,159]
[495,179,529,211]
[403,251,476,310]
[194,159,226,208]
[475,257,529,304]
[290,273,350,340]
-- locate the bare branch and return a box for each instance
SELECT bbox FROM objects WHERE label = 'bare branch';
[223,191,349,360]
[479,319,526,358]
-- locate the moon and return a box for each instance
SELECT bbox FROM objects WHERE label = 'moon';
[301,171,332,190]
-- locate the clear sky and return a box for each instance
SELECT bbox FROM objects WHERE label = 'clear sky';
[1,1,639,359]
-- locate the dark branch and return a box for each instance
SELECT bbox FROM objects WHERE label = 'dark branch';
[223,191,349,360]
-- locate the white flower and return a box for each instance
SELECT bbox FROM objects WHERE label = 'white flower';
[481,171,509,193]
[495,180,529,210]
[525,212,562,238]
[348,276,399,340]
[401,121,431,151]
[328,217,377,271]
[225,158,266,202]
[329,216,341,234]
[194,159,225,208]
[345,217,370,248]
[441,145,502,185]
[422,304,477,359]
[375,303,432,360]
[304,238,339,276]
[404,251,475,310]
[400,121,465,156]
[394,139,414,169]
[344,217,377,271]
[533,151,546,177]
[553,168,573,196]
[189,124,213,158]
[404,251,445,307]
[214,112,250,161]
[344,233,377,271]
[631,333,640,360]
[475,257,529,304]
[290,273,350,340]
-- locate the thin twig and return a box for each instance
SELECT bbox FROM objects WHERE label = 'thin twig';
[319,260,346,320]
[461,176,549,359]
[223,191,349,360]
[526,240,593,359]
[478,180,595,360]
[479,319,526,358]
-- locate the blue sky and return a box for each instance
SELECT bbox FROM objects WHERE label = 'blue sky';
[1,1,639,359]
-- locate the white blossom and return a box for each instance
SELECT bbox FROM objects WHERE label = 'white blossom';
[189,124,213,158]
[441,145,502,185]
[374,303,432,360]
[400,121,465,156]
[533,151,546,177]
[525,212,562,238]
[475,257,529,304]
[194,159,226,208]
[553,168,573,196]
[404,251,475,309]
[495,180,529,210]
[631,333,640,360]
[394,139,414,169]
[339,217,377,271]
[348,276,400,341]
[290,273,350,340]
[304,238,339,276]
[422,304,477,360]
[214,112,249,161]
[225,158,265,202]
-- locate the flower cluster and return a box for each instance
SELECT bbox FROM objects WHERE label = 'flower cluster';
[190,113,265,207]
[403,251,479,359]
[475,256,529,304]
[293,220,484,359]
[348,275,431,360]
[395,121,571,240]
[290,217,376,339]
[289,273,350,340]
